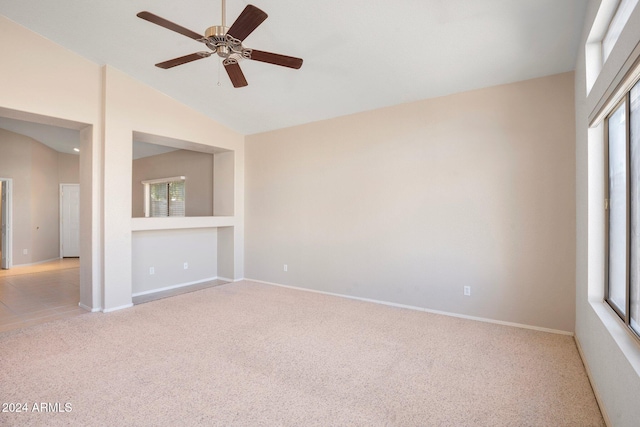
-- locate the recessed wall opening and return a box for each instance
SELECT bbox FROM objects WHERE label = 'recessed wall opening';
[0,106,97,325]
[130,131,236,303]
[132,131,234,218]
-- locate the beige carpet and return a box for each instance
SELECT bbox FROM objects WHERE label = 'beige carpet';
[0,281,603,426]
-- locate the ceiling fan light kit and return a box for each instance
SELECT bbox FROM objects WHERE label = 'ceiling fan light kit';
[137,1,303,88]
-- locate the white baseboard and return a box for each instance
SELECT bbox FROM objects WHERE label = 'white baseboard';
[217,277,234,282]
[245,278,574,336]
[131,277,219,297]
[575,335,611,427]
[102,303,134,313]
[78,302,101,313]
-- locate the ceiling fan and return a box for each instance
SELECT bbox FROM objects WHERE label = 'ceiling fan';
[137,1,303,88]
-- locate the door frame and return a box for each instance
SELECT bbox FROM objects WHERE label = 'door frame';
[59,183,80,258]
[0,178,13,269]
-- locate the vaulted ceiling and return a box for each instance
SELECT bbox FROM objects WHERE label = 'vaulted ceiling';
[0,0,588,135]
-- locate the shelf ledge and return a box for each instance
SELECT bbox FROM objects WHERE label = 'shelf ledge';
[131,216,235,231]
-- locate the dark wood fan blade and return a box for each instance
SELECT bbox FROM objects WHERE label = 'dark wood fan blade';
[156,53,209,69]
[226,5,268,41]
[249,50,303,69]
[224,60,248,88]
[137,11,203,41]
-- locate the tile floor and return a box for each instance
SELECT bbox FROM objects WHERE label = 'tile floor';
[0,259,85,333]
[0,258,230,333]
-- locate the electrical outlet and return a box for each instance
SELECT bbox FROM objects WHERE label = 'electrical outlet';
[183,262,188,270]
[283,264,288,272]
[149,267,155,275]
[23,249,28,255]
[464,286,471,296]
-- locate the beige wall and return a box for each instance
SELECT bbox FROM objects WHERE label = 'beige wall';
[0,15,102,310]
[132,228,218,295]
[58,153,80,183]
[1,17,244,311]
[0,128,79,264]
[246,72,576,332]
[29,136,59,263]
[0,184,2,259]
[103,66,244,311]
[132,149,214,218]
[0,129,30,265]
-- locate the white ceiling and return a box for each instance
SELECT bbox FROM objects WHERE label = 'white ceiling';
[0,0,588,135]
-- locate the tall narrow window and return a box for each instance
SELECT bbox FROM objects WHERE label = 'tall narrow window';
[608,101,628,316]
[630,83,640,332]
[142,176,186,217]
[606,78,640,338]
[602,0,639,63]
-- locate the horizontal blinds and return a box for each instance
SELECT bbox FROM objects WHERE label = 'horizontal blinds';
[148,179,185,217]
[168,181,185,217]
[150,182,168,217]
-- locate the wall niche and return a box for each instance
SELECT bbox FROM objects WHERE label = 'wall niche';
[131,131,234,218]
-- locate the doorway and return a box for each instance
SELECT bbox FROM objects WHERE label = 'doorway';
[0,178,12,270]
[60,184,80,258]
[0,107,97,312]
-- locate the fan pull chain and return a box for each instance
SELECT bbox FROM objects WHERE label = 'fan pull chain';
[217,60,222,86]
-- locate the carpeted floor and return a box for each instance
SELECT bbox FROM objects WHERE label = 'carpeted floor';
[0,281,604,426]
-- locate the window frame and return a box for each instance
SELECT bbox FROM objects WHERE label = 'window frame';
[602,0,640,63]
[141,176,186,218]
[605,80,640,340]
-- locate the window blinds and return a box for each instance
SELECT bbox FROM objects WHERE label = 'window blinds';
[168,181,185,217]
[143,176,186,217]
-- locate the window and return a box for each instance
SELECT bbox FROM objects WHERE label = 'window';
[632,83,640,331]
[142,176,186,217]
[606,79,640,337]
[602,0,639,63]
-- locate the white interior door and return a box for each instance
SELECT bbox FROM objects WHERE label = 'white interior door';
[60,184,80,257]
[1,180,9,269]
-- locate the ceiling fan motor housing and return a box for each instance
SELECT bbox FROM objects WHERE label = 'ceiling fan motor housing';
[204,25,248,60]
[205,25,227,41]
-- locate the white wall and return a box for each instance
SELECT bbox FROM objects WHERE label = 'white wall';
[575,1,640,425]
[245,72,576,333]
